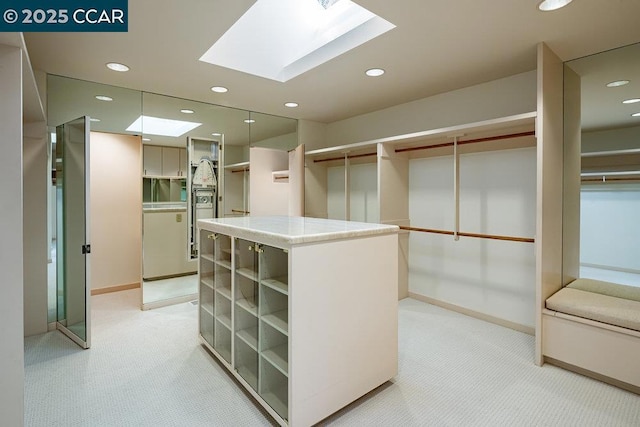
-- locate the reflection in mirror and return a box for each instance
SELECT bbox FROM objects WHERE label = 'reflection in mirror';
[564,42,640,289]
[47,76,143,323]
[47,75,298,311]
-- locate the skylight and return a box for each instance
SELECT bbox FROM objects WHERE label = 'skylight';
[126,115,202,137]
[199,0,395,82]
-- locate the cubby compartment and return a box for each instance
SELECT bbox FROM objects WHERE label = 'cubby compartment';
[215,234,232,268]
[260,245,288,295]
[260,321,288,376]
[215,293,232,330]
[261,286,288,336]
[199,303,214,348]
[235,335,259,391]
[214,319,232,363]
[260,358,288,421]
[214,266,232,300]
[236,238,258,282]
[236,275,258,315]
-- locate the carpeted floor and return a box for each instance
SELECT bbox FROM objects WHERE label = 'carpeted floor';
[25,289,640,426]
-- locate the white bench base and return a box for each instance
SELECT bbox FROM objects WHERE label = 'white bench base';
[542,309,640,393]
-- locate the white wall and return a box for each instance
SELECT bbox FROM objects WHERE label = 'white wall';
[408,148,537,328]
[580,186,640,272]
[23,122,49,336]
[327,163,379,222]
[0,43,25,427]
[250,147,289,216]
[582,125,640,153]
[326,71,537,146]
[90,132,142,290]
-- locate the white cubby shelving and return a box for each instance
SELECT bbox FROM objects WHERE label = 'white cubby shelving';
[197,216,398,426]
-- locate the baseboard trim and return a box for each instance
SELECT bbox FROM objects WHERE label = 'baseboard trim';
[91,282,140,296]
[544,356,640,395]
[142,293,198,311]
[408,292,535,336]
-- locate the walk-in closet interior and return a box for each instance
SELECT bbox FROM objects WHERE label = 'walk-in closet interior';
[46,75,299,312]
[540,42,640,391]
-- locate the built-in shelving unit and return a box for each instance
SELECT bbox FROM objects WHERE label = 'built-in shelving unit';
[197,216,398,426]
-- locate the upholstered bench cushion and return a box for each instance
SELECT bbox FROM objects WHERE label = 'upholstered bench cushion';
[568,278,640,303]
[546,287,640,332]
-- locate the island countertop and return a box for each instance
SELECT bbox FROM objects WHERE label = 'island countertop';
[197,215,398,246]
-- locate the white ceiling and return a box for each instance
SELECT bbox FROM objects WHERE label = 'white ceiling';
[23,0,640,126]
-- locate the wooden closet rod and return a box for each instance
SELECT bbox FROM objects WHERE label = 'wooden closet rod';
[399,226,535,243]
[231,169,249,173]
[231,209,250,214]
[313,152,377,163]
[394,131,535,154]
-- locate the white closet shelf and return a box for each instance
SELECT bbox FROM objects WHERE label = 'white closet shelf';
[262,344,288,376]
[237,267,258,282]
[236,365,258,390]
[216,347,231,364]
[201,277,214,290]
[215,285,232,300]
[201,303,213,317]
[201,254,214,263]
[262,277,288,295]
[261,386,287,420]
[236,327,259,350]
[225,161,250,170]
[262,310,288,336]
[236,298,258,316]
[216,313,232,331]
[214,259,232,270]
[305,112,537,159]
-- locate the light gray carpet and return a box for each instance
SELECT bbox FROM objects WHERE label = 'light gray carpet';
[25,290,640,426]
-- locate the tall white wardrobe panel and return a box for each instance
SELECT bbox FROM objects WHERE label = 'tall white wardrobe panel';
[408,147,537,328]
[327,166,346,220]
[326,162,379,223]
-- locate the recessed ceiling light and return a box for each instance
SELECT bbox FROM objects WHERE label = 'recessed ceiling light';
[106,62,130,72]
[180,109,195,114]
[623,98,640,104]
[89,118,101,122]
[211,86,228,93]
[142,138,151,142]
[632,112,640,117]
[126,115,202,137]
[366,68,385,77]
[244,119,256,124]
[606,80,630,88]
[212,132,222,136]
[284,102,299,108]
[538,0,573,11]
[95,95,113,101]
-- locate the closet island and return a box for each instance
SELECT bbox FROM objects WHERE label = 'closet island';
[197,216,399,426]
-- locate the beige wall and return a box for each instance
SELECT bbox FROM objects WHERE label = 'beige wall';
[0,43,26,427]
[326,70,537,146]
[23,121,49,336]
[90,132,142,290]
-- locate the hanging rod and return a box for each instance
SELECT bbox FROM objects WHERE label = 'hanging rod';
[313,152,377,163]
[399,226,535,243]
[231,209,250,214]
[582,177,640,183]
[394,131,535,154]
[231,168,249,173]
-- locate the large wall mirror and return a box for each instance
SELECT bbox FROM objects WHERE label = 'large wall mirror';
[563,42,640,289]
[48,75,297,311]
